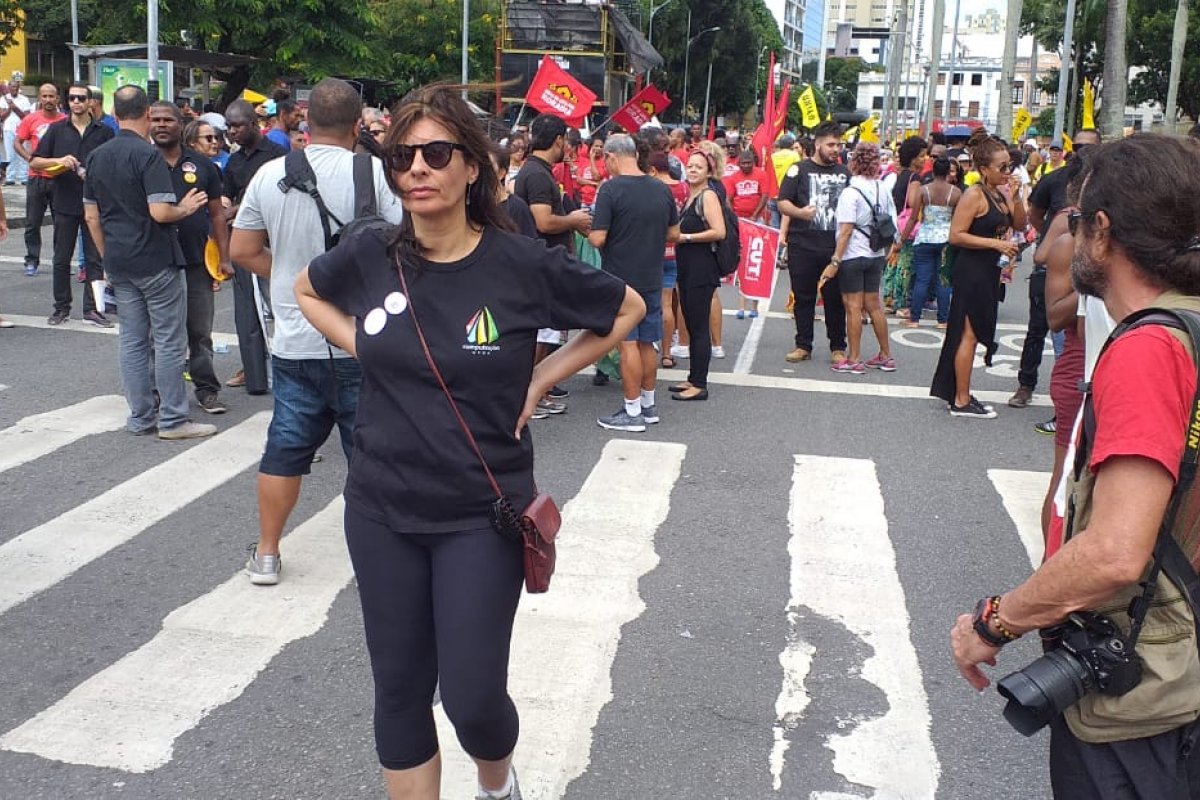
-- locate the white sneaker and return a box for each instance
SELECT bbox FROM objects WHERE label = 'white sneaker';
[712,345,726,359]
[670,344,689,359]
[158,421,218,440]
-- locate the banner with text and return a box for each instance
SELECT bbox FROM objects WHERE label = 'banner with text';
[1011,107,1033,142]
[736,219,781,302]
[525,55,597,129]
[611,85,671,132]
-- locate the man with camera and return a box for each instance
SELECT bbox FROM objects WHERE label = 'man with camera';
[950,134,1200,798]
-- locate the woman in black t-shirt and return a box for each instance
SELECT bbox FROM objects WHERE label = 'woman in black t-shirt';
[295,84,642,800]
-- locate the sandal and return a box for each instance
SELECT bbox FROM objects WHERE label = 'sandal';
[662,356,676,369]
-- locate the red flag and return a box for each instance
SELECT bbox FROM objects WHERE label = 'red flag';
[749,53,779,196]
[525,55,597,129]
[611,85,671,133]
[707,117,715,141]
[773,80,790,139]
[735,219,781,302]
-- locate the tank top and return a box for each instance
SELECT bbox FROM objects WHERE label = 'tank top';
[914,183,958,245]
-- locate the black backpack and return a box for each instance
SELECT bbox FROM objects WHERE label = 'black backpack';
[687,188,741,277]
[277,149,395,250]
[852,185,898,252]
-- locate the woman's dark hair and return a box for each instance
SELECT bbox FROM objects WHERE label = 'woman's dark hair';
[1076,134,1200,293]
[492,146,512,175]
[931,156,951,178]
[182,119,210,148]
[897,135,928,168]
[967,127,1007,171]
[930,130,947,146]
[1007,146,1025,167]
[647,150,670,172]
[383,83,515,261]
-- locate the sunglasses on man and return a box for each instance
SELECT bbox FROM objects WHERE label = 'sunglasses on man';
[385,140,466,172]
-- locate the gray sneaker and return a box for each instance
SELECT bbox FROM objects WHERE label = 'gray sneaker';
[157,420,218,440]
[641,404,659,424]
[245,547,281,585]
[597,408,647,432]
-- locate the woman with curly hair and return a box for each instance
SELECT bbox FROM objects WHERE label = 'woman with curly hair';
[930,129,1026,418]
[818,141,899,374]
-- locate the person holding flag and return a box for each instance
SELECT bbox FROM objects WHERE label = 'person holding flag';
[723,149,771,319]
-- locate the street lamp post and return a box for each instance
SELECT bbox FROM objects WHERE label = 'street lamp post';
[702,53,716,134]
[682,23,721,124]
[461,0,469,99]
[754,45,768,123]
[647,0,679,50]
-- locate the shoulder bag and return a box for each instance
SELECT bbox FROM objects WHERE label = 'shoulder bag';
[395,254,560,593]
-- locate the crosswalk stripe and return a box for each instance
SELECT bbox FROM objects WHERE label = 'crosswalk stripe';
[988,469,1050,569]
[0,395,128,474]
[0,498,350,772]
[775,455,940,796]
[0,412,271,615]
[433,439,687,800]
[0,314,239,349]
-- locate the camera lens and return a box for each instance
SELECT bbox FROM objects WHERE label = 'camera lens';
[997,650,1092,736]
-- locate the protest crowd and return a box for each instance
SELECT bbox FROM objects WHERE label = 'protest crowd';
[6,58,1200,800]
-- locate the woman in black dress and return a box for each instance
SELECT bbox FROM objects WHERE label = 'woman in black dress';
[930,131,1025,418]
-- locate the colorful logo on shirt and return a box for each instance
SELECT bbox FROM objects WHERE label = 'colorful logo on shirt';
[463,307,501,354]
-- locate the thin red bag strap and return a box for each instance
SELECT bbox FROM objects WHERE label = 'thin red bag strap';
[395,252,504,500]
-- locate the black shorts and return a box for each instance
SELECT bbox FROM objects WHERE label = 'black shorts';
[838,256,885,294]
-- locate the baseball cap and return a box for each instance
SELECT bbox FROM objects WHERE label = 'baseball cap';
[199,112,227,132]
[1049,140,1064,150]
[776,133,795,148]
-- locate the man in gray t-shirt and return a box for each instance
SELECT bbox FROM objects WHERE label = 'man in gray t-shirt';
[229,78,403,586]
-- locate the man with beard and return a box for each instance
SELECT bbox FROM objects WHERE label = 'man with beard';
[29,82,113,325]
[1008,128,1102,412]
[777,120,850,364]
[222,99,286,395]
[266,98,302,153]
[951,134,1200,798]
[150,101,232,414]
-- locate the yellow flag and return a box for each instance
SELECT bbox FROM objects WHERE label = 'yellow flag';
[797,85,821,129]
[1082,79,1095,129]
[1062,131,1074,153]
[859,113,879,143]
[1012,107,1033,142]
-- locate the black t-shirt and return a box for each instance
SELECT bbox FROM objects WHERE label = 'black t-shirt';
[503,194,538,240]
[83,131,178,278]
[1029,166,1070,246]
[513,155,570,251]
[591,175,679,292]
[223,137,286,204]
[164,148,223,265]
[892,168,918,211]
[307,225,627,533]
[32,117,114,216]
[777,159,850,251]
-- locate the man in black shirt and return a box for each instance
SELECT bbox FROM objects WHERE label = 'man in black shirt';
[83,85,213,440]
[588,133,679,432]
[777,120,850,364]
[151,100,232,415]
[222,100,285,396]
[1008,128,1102,410]
[513,113,592,253]
[30,81,113,326]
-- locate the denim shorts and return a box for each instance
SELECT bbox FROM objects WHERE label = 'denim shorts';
[260,356,362,477]
[839,256,885,294]
[662,259,678,290]
[626,288,664,343]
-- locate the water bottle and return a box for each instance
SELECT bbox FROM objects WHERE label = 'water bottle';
[214,341,229,354]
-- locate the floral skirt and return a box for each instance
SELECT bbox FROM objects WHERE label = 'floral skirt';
[882,241,914,309]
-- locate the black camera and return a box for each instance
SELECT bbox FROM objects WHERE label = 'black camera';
[997,611,1143,736]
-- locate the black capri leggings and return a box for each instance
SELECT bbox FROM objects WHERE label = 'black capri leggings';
[678,281,716,389]
[344,505,525,770]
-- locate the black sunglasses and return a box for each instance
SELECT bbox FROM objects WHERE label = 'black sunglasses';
[198,134,219,142]
[386,140,466,172]
[369,128,387,136]
[68,94,89,102]
[1067,210,1086,236]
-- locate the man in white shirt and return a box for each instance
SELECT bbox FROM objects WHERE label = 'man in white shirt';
[1,72,32,185]
[230,77,403,586]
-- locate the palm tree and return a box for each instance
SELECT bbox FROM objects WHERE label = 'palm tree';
[998,0,1024,139]
[1098,0,1128,138]
[1165,0,1190,132]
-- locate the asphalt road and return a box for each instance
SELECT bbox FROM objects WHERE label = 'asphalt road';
[1,225,1061,800]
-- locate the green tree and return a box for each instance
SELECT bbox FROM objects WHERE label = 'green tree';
[1128,0,1200,121]
[823,57,881,112]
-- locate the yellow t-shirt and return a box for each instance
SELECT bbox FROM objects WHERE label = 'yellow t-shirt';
[771,150,801,189]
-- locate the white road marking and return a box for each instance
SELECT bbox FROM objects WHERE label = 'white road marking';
[655,367,1052,407]
[0,395,128,474]
[774,455,939,797]
[725,307,1031,331]
[734,312,768,374]
[0,413,270,615]
[989,469,1051,569]
[0,498,350,772]
[433,439,687,800]
[1,314,239,349]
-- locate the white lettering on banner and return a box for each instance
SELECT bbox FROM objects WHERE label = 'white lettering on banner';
[747,236,764,281]
[540,90,576,118]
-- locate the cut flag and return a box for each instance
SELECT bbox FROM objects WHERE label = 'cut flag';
[525,55,597,129]
[612,85,671,132]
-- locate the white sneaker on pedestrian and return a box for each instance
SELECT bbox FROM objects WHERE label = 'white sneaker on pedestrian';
[669,344,689,359]
[711,345,726,359]
[157,421,218,440]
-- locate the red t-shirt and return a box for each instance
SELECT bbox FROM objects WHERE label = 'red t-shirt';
[552,160,579,205]
[723,167,770,220]
[579,159,607,207]
[663,179,689,260]
[17,110,66,178]
[671,148,692,167]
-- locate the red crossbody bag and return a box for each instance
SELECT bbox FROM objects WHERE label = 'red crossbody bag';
[395,254,560,593]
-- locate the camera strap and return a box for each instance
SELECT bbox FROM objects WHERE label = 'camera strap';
[1076,307,1200,649]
